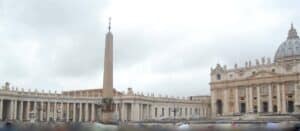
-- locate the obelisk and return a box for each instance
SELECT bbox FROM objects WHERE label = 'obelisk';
[102,17,114,123]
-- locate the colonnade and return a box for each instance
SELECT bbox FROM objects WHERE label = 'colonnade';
[0,99,96,122]
[117,102,210,121]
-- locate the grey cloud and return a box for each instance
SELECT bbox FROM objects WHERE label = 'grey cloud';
[1,0,300,96]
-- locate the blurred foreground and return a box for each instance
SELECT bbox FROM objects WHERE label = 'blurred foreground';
[0,121,299,131]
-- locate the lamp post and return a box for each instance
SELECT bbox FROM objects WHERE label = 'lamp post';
[172,103,178,126]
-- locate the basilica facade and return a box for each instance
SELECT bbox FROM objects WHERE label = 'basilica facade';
[210,24,300,117]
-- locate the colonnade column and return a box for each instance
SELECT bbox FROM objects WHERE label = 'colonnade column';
[0,99,3,120]
[14,100,17,120]
[73,103,76,122]
[277,84,281,113]
[249,87,253,113]
[79,103,82,122]
[91,103,95,121]
[20,101,23,121]
[268,84,273,113]
[54,102,57,121]
[10,100,14,120]
[234,87,239,113]
[40,101,44,121]
[257,86,261,113]
[33,101,37,120]
[132,103,139,121]
[26,101,30,121]
[85,103,88,122]
[60,102,63,121]
[144,104,148,120]
[66,102,69,122]
[121,103,126,121]
[282,84,287,113]
[148,104,151,119]
[47,102,50,121]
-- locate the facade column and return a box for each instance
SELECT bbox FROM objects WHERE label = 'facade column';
[268,84,273,113]
[295,82,299,112]
[211,89,216,117]
[73,103,76,122]
[223,89,228,115]
[245,87,249,113]
[47,102,50,121]
[249,87,253,113]
[257,86,261,113]
[91,103,95,121]
[204,106,207,117]
[26,101,30,121]
[20,101,23,121]
[79,103,82,122]
[66,102,69,122]
[40,101,44,121]
[277,84,281,113]
[0,99,2,121]
[54,102,57,121]
[282,84,287,113]
[234,87,239,113]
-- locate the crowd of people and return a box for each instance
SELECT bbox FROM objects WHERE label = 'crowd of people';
[0,121,93,131]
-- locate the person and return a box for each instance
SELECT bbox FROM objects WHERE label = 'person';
[1,122,16,131]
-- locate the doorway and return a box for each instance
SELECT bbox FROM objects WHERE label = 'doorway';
[216,100,223,115]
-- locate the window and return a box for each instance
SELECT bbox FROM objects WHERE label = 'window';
[162,108,165,116]
[169,108,171,116]
[252,71,256,75]
[217,74,221,80]
[272,69,275,72]
[155,108,158,117]
[185,108,188,116]
[180,108,182,116]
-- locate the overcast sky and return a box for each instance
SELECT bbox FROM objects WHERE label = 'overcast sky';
[0,0,300,96]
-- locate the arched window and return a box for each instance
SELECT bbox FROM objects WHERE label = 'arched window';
[217,74,221,80]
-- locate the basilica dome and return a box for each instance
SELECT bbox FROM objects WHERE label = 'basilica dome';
[274,24,300,63]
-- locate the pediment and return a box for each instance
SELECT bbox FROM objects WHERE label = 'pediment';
[248,70,279,79]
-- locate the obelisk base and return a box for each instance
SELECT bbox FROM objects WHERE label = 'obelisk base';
[101,112,114,124]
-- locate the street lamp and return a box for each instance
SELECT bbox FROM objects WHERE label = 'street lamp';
[172,104,178,125]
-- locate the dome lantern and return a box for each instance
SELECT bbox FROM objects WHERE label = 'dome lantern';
[287,23,299,39]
